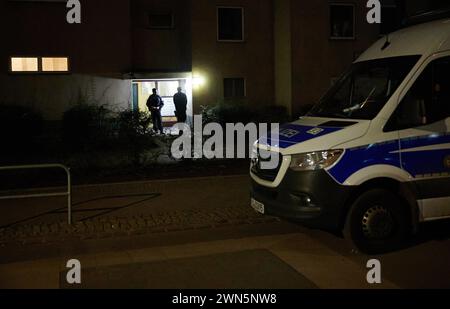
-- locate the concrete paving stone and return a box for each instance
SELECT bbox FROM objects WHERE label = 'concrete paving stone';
[137,222,147,229]
[144,219,155,227]
[150,226,167,233]
[40,224,50,235]
[50,223,59,233]
[0,195,268,245]
[32,225,41,237]
[165,225,186,232]
[118,218,129,225]
[105,222,117,232]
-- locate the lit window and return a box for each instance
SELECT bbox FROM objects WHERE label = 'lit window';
[10,57,39,72]
[157,81,180,97]
[42,57,69,72]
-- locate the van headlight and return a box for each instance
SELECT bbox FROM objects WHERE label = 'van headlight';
[290,150,343,171]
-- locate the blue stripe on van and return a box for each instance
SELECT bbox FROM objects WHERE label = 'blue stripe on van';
[329,133,450,184]
[400,134,450,177]
[259,124,343,149]
[328,140,401,184]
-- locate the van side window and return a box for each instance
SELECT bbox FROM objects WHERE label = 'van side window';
[387,57,450,131]
[433,58,450,120]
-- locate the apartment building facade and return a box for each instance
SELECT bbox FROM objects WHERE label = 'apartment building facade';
[1,0,425,121]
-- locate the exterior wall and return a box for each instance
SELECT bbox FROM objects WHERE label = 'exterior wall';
[1,0,424,120]
[0,73,131,121]
[274,0,293,115]
[131,0,192,72]
[0,0,132,75]
[191,0,275,113]
[0,0,133,120]
[290,0,380,117]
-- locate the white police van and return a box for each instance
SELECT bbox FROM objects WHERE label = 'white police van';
[251,18,450,254]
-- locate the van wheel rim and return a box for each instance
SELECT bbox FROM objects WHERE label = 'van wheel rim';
[362,205,394,240]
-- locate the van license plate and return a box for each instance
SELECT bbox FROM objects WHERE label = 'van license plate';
[251,199,265,214]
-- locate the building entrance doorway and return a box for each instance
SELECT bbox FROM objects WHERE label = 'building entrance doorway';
[132,77,193,128]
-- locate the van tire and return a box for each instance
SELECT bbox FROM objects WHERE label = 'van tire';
[343,189,409,255]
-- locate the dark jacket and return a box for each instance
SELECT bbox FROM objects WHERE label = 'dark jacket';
[147,94,164,112]
[174,92,188,112]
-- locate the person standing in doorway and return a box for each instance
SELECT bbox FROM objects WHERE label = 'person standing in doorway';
[147,88,165,134]
[173,87,188,124]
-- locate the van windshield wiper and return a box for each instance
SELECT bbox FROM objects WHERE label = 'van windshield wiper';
[343,87,377,114]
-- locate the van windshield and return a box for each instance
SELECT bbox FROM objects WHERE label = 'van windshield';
[308,56,421,120]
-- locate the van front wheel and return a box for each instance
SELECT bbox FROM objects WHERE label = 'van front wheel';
[344,189,409,254]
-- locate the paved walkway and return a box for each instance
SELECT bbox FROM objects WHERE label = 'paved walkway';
[0,176,399,289]
[0,233,398,289]
[2,175,449,289]
[0,176,269,245]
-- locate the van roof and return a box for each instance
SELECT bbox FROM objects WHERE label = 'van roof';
[357,18,450,62]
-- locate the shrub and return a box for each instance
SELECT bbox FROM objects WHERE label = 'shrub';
[201,103,255,126]
[0,105,43,150]
[117,110,152,137]
[116,110,155,166]
[201,103,289,125]
[254,105,290,124]
[62,104,114,150]
[201,105,220,126]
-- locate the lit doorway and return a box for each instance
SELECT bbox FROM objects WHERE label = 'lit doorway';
[132,78,193,128]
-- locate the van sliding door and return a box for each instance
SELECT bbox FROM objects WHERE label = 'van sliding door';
[396,55,450,221]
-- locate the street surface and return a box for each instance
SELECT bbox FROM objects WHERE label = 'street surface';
[0,175,449,289]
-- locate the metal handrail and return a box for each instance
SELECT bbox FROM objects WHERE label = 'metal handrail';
[0,164,72,225]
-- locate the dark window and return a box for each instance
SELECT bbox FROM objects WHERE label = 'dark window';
[224,78,246,98]
[218,7,244,41]
[148,13,174,29]
[330,4,355,39]
[388,57,450,130]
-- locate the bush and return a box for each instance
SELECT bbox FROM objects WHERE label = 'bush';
[201,105,220,126]
[116,110,155,166]
[201,103,253,125]
[62,104,114,150]
[199,103,290,160]
[117,110,152,137]
[201,103,289,126]
[254,105,290,124]
[0,105,43,150]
